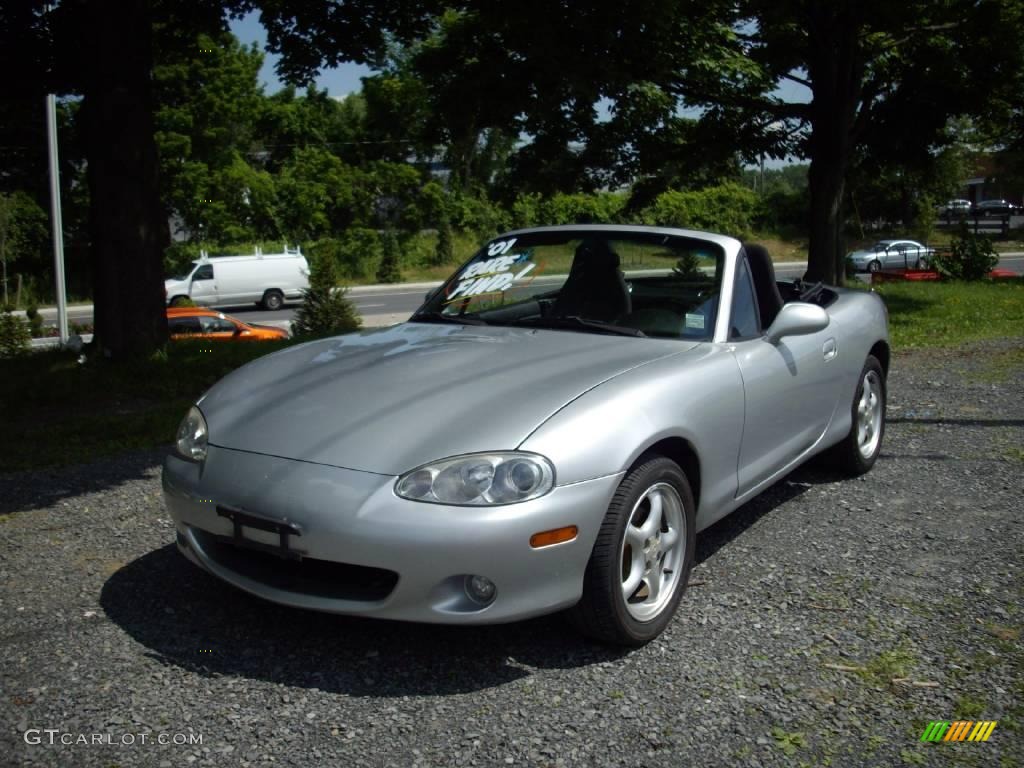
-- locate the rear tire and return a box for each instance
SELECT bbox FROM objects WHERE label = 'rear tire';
[569,454,696,646]
[261,290,284,311]
[827,355,886,476]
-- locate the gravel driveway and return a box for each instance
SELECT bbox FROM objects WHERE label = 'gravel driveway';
[2,339,1022,768]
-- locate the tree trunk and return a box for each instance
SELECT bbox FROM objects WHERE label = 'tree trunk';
[82,0,168,358]
[806,149,847,285]
[803,6,863,286]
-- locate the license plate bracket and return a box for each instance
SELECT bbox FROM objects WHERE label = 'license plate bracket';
[216,505,304,560]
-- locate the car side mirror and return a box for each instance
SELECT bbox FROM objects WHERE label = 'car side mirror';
[765,302,829,344]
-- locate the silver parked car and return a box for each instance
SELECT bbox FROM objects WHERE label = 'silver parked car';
[164,225,889,645]
[847,239,936,273]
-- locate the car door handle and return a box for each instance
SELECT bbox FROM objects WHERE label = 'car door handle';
[823,338,837,361]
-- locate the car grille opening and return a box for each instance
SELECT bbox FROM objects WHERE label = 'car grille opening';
[192,528,398,602]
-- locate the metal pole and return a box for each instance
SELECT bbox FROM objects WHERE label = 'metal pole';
[46,92,69,345]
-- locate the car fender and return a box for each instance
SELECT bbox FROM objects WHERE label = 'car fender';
[519,342,744,531]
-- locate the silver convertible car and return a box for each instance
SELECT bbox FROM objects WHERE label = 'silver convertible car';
[163,225,889,646]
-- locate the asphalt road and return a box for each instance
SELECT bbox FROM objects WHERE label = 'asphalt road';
[28,253,1024,336]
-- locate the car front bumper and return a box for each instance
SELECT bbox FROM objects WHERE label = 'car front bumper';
[162,446,623,624]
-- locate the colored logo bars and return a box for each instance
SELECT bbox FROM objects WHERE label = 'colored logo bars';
[920,721,997,742]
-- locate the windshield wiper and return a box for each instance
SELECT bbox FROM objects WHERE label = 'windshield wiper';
[506,315,645,337]
[409,310,489,326]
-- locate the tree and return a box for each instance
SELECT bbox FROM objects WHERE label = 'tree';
[0,192,49,306]
[668,0,1024,283]
[376,228,402,283]
[290,254,361,338]
[0,0,436,359]
[154,29,278,242]
[71,0,173,356]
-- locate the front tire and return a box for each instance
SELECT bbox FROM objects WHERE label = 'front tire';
[867,259,882,273]
[828,355,886,475]
[570,455,696,646]
[261,290,284,311]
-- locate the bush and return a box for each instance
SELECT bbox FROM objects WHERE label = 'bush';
[0,310,31,357]
[434,215,455,267]
[25,304,44,337]
[511,193,543,229]
[309,229,384,281]
[376,229,402,283]
[448,193,510,238]
[641,183,760,238]
[911,194,937,244]
[290,256,361,338]
[932,227,999,281]
[539,192,627,225]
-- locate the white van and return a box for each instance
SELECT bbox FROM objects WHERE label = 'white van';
[165,246,309,310]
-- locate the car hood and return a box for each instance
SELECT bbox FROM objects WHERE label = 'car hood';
[199,322,694,475]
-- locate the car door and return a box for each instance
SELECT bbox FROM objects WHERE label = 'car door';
[728,257,843,496]
[198,314,238,341]
[168,315,202,339]
[189,264,217,305]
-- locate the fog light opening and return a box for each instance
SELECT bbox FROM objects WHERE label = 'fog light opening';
[464,574,497,606]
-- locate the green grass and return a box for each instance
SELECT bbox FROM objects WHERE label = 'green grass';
[771,727,807,756]
[0,339,290,473]
[873,279,1024,348]
[856,646,918,687]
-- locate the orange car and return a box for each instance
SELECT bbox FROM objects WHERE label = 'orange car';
[166,307,289,341]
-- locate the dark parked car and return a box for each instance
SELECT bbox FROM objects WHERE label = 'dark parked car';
[972,199,1019,217]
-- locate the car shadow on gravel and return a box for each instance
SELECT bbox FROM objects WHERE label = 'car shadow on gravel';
[100,465,833,698]
[100,544,628,697]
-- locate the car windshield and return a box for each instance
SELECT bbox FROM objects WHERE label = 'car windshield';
[413,230,725,340]
[169,261,198,282]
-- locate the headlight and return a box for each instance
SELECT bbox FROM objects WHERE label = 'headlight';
[396,452,554,505]
[175,405,208,462]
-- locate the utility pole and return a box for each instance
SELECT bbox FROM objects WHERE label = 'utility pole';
[46,92,69,344]
[45,2,68,345]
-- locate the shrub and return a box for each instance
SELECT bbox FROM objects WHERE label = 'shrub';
[540,192,627,225]
[932,226,998,281]
[511,193,543,229]
[641,183,760,239]
[376,229,402,283]
[0,310,31,357]
[434,214,455,267]
[25,304,44,337]
[911,194,937,244]
[291,256,361,338]
[448,193,510,238]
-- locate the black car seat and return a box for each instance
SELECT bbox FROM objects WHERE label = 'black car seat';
[553,239,632,322]
[744,244,784,328]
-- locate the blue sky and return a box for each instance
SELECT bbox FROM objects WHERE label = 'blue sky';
[230,11,370,97]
